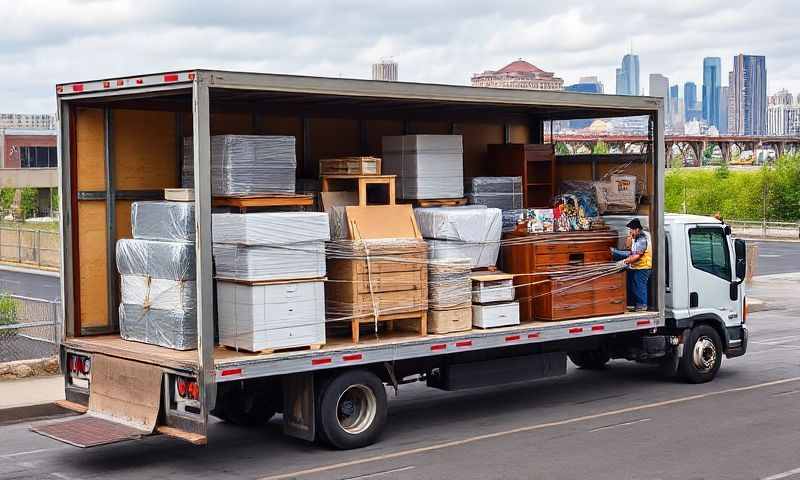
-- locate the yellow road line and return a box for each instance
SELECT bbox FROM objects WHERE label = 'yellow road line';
[260,376,800,480]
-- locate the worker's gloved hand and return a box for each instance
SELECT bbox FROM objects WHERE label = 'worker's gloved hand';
[616,260,627,269]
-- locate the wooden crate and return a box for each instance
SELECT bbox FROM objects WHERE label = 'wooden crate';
[320,157,381,176]
[326,240,428,343]
[428,307,471,334]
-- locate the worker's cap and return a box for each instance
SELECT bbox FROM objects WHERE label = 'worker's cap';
[626,218,643,230]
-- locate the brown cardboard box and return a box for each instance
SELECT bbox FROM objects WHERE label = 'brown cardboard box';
[428,307,472,334]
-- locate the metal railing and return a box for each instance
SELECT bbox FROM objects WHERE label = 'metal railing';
[0,294,61,363]
[0,226,60,269]
[726,220,800,240]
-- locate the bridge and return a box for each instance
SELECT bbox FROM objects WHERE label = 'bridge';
[548,134,800,165]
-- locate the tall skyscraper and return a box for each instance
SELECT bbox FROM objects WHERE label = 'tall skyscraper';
[702,57,722,129]
[730,54,767,135]
[649,74,669,100]
[684,82,699,121]
[669,84,679,114]
[718,86,729,134]
[372,60,398,81]
[615,54,639,95]
[579,76,604,93]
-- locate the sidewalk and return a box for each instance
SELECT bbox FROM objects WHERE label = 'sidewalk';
[0,261,59,277]
[0,375,64,410]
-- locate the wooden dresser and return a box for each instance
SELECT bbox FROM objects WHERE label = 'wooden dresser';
[501,230,626,321]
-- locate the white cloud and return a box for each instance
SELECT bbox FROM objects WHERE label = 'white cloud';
[0,0,796,112]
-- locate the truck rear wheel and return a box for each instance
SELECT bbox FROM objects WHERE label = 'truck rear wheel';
[568,350,611,370]
[679,325,722,384]
[316,369,387,450]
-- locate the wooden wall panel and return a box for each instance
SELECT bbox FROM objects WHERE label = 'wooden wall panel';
[407,121,450,135]
[77,202,108,328]
[115,200,133,240]
[114,110,178,190]
[211,112,253,135]
[458,123,504,178]
[76,108,105,191]
[258,115,305,175]
[365,120,404,157]
[509,124,530,144]
[308,118,360,177]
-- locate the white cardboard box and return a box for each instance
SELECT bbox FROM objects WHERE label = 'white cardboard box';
[217,280,325,351]
[471,273,515,304]
[472,302,520,329]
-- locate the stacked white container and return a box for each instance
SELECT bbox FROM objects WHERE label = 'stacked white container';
[382,135,464,200]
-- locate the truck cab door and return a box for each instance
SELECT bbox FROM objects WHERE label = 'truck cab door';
[685,225,741,327]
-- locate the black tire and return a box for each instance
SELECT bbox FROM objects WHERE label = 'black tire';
[214,390,276,426]
[316,369,388,450]
[568,350,611,370]
[679,325,723,384]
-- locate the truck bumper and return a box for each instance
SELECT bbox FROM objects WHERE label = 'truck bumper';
[726,326,748,358]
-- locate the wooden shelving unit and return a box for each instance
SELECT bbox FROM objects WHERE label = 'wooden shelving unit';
[488,144,556,208]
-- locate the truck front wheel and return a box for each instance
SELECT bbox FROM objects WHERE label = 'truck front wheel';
[679,325,722,383]
[316,369,388,449]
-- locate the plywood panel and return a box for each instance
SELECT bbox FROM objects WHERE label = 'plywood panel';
[309,118,360,177]
[115,200,133,240]
[211,112,253,135]
[78,201,108,328]
[509,124,530,144]
[76,108,105,191]
[365,119,404,157]
[408,121,450,135]
[555,162,593,186]
[459,123,504,178]
[114,109,178,190]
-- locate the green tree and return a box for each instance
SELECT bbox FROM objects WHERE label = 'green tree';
[20,187,38,219]
[555,142,570,155]
[592,140,609,155]
[0,293,17,326]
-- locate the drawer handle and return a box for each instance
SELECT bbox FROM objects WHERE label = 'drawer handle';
[611,299,623,305]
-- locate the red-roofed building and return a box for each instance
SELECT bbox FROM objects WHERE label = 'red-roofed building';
[471,59,563,91]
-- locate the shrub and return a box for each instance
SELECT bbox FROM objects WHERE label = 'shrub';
[0,293,18,326]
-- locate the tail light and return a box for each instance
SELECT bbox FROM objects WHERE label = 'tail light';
[68,354,91,378]
[175,376,200,401]
[743,296,748,324]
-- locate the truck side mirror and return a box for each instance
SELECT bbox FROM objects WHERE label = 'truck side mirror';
[734,238,746,283]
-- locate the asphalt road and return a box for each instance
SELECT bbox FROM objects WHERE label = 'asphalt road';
[0,276,797,479]
[0,268,59,301]
[750,240,800,277]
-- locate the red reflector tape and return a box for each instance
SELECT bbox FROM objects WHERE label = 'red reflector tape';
[528,332,540,339]
[220,368,242,377]
[164,73,179,82]
[455,340,472,347]
[135,78,144,85]
[431,344,447,351]
[71,84,84,92]
[56,85,63,93]
[102,81,110,88]
[637,319,652,326]
[505,335,521,342]
[569,327,583,334]
[342,354,362,362]
[116,79,125,86]
[188,72,196,81]
[311,358,332,366]
[591,325,605,331]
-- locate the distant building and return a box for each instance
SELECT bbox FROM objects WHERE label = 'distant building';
[767,104,800,136]
[769,89,794,106]
[730,54,767,135]
[649,73,669,102]
[615,54,640,95]
[718,86,729,135]
[0,128,58,216]
[684,82,699,122]
[702,57,722,130]
[564,82,603,130]
[372,60,398,81]
[0,113,55,130]
[471,59,563,90]
[578,76,604,93]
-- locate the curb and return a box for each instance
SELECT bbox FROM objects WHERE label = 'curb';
[0,402,78,427]
[0,263,60,277]
[0,357,60,381]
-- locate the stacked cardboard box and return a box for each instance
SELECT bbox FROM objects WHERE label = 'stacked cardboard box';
[213,212,330,352]
[470,272,519,329]
[465,177,523,210]
[427,259,472,334]
[382,135,464,199]
[117,201,197,350]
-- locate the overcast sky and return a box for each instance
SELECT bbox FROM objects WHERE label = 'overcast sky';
[2,0,797,113]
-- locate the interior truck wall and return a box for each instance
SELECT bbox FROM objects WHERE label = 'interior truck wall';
[71,107,178,335]
[308,118,360,178]
[456,123,505,178]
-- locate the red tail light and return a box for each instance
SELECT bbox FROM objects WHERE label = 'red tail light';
[175,376,199,401]
[176,378,187,397]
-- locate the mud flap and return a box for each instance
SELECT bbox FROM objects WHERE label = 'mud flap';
[32,355,163,447]
[282,373,315,441]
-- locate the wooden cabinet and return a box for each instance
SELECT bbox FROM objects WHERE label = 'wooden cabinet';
[501,230,626,321]
[488,144,555,208]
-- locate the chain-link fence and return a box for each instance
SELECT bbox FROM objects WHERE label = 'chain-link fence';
[0,226,60,269]
[0,294,61,363]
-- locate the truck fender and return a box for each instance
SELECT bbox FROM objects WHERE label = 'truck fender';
[679,314,730,353]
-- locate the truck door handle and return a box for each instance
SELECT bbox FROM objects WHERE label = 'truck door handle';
[690,292,699,308]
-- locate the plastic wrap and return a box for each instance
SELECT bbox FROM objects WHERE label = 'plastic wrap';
[116,239,196,280]
[465,177,523,210]
[328,206,349,240]
[182,135,296,195]
[213,212,330,245]
[213,242,326,281]
[131,201,195,242]
[120,275,196,311]
[217,280,325,352]
[119,304,197,351]
[428,259,472,310]
[502,209,526,232]
[560,181,600,218]
[414,206,502,268]
[382,135,464,199]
